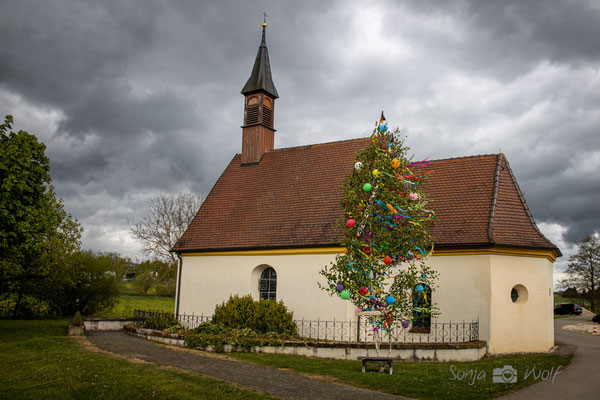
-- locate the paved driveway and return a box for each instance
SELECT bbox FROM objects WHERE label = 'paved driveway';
[501,315,600,399]
[87,331,409,400]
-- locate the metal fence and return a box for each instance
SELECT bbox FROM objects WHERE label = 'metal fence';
[133,309,478,343]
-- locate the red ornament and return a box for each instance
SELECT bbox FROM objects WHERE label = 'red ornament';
[383,256,392,265]
[359,287,368,295]
[362,246,371,255]
[346,218,356,228]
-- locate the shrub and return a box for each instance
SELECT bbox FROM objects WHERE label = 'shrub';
[0,296,53,319]
[141,312,179,330]
[212,294,298,336]
[185,323,292,352]
[72,311,82,327]
[155,280,176,297]
[133,271,155,295]
[38,250,123,316]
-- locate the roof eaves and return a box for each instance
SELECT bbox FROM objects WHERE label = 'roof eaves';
[487,154,502,244]
[501,153,562,257]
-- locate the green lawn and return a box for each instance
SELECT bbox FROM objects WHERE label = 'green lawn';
[89,281,175,318]
[227,351,572,400]
[93,294,175,317]
[0,319,272,400]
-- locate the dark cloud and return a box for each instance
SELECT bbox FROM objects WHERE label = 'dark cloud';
[0,0,598,263]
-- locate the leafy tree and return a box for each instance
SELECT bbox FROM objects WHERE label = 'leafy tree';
[320,116,438,335]
[38,250,126,316]
[561,235,600,312]
[132,259,175,296]
[0,115,81,317]
[130,192,204,267]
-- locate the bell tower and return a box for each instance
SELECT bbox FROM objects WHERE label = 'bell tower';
[240,20,279,164]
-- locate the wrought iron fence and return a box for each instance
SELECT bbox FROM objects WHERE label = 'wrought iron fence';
[133,309,479,343]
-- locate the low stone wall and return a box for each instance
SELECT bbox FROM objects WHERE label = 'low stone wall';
[123,325,487,362]
[84,317,136,331]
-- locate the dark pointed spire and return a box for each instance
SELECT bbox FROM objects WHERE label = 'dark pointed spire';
[241,22,279,99]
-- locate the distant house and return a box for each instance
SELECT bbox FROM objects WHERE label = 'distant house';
[172,25,561,354]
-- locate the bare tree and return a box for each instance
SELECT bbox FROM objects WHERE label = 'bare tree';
[560,234,600,312]
[130,192,204,267]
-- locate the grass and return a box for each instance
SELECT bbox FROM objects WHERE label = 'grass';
[0,319,272,400]
[226,351,572,400]
[93,294,175,317]
[90,281,175,318]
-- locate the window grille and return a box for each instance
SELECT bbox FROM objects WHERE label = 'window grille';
[412,284,432,330]
[259,267,277,300]
[511,288,519,303]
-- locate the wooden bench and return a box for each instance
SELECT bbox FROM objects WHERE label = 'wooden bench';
[357,356,394,374]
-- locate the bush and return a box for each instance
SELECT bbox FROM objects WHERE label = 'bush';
[185,322,292,352]
[133,271,155,295]
[140,312,179,330]
[72,311,82,327]
[0,296,53,319]
[212,294,298,336]
[155,280,176,297]
[38,250,124,316]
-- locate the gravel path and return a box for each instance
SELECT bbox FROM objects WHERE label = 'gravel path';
[87,331,410,400]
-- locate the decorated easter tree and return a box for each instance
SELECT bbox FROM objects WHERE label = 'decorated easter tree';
[320,113,438,346]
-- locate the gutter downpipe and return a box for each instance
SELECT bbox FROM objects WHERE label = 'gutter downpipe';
[175,253,183,315]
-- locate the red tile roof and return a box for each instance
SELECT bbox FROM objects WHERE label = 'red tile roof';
[173,138,559,255]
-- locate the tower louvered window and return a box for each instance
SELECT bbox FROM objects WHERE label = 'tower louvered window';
[245,104,259,125]
[263,106,273,127]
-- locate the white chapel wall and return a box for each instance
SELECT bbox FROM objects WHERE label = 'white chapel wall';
[177,251,554,353]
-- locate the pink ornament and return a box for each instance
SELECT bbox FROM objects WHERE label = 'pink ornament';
[409,192,419,201]
[346,218,356,228]
[354,308,363,315]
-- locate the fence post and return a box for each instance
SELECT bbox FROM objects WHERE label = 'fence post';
[356,316,361,342]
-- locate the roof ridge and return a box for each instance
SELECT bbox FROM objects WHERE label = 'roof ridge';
[500,154,562,256]
[264,137,371,153]
[487,154,502,244]
[428,153,499,162]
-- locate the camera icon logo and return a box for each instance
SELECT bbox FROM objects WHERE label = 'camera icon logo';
[493,365,518,383]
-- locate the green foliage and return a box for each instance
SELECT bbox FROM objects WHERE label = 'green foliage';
[560,235,600,312]
[133,260,176,296]
[185,322,294,352]
[133,270,156,295]
[212,294,298,336]
[140,312,179,330]
[0,296,52,319]
[0,115,82,317]
[72,311,82,327]
[320,119,438,325]
[155,280,176,297]
[37,250,124,316]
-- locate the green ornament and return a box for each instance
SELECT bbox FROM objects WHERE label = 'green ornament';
[363,183,372,192]
[340,289,351,300]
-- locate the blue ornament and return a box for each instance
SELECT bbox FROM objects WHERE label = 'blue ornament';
[336,284,344,291]
[386,296,396,305]
[416,284,424,292]
[379,123,388,132]
[401,320,410,329]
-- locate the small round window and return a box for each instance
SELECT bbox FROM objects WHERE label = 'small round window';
[511,285,528,304]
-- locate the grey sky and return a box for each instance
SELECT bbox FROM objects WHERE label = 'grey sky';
[1,0,599,284]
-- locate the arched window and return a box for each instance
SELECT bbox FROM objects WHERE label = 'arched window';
[259,267,277,300]
[412,284,432,332]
